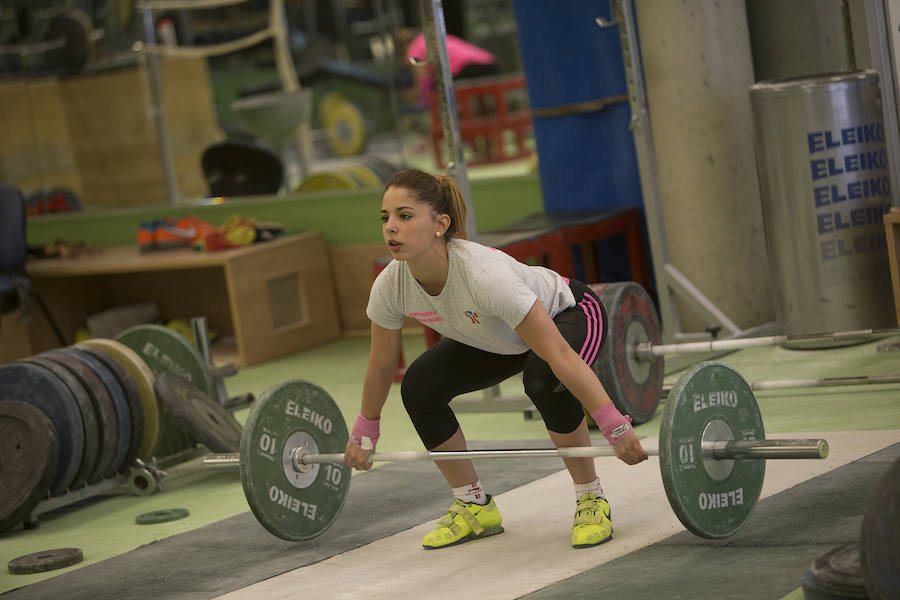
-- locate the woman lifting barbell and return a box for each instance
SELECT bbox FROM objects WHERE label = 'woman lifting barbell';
[343,168,648,550]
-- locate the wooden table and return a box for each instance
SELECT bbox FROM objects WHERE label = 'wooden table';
[26,231,341,366]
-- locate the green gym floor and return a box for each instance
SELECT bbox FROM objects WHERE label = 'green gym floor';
[1,331,899,599]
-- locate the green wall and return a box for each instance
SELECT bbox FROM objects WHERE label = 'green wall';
[26,175,544,248]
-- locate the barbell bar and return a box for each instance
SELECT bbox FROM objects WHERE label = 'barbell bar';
[0,9,98,74]
[584,282,899,426]
[205,438,828,471]
[202,361,830,542]
[660,373,900,396]
[634,327,900,362]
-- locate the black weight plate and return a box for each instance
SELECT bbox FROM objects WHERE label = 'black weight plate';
[590,281,663,424]
[802,543,868,599]
[0,363,83,496]
[78,346,144,470]
[56,348,134,475]
[39,351,118,484]
[43,9,93,75]
[0,401,59,535]
[22,357,99,491]
[8,547,83,574]
[860,455,900,600]
[154,372,241,453]
[135,508,189,525]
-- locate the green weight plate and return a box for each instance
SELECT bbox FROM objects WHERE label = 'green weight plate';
[240,380,350,541]
[135,508,189,525]
[116,324,214,457]
[8,547,83,574]
[115,325,214,396]
[659,361,765,539]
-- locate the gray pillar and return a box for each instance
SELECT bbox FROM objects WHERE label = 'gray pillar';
[635,0,773,332]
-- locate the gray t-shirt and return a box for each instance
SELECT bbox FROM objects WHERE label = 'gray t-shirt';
[367,238,576,355]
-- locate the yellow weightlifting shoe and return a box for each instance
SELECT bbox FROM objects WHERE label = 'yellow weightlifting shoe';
[422,497,504,550]
[572,493,613,548]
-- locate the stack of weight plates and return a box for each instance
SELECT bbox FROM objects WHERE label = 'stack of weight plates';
[0,324,243,535]
[295,156,405,194]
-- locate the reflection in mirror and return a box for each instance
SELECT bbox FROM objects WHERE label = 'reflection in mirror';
[1,0,530,217]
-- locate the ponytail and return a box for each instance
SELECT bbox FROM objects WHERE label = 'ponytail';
[433,174,468,240]
[384,169,469,240]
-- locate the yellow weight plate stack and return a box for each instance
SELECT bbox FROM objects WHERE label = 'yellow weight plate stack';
[296,170,359,193]
[344,163,382,188]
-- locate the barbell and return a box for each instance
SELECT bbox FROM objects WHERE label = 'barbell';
[0,9,97,74]
[202,361,829,542]
[585,282,899,425]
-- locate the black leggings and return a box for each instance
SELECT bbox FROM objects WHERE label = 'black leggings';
[401,280,607,449]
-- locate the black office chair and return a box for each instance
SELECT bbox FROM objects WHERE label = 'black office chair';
[201,138,284,197]
[0,184,67,346]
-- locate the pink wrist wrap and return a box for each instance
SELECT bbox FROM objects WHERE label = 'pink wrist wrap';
[351,414,380,450]
[590,404,633,445]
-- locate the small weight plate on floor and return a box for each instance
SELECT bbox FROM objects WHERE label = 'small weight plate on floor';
[77,339,160,460]
[589,282,663,424]
[44,349,132,477]
[76,346,145,468]
[8,547,83,574]
[154,372,241,453]
[22,357,100,491]
[240,380,350,541]
[116,324,214,397]
[658,361,765,539]
[860,455,900,600]
[40,351,119,484]
[135,508,189,525]
[0,401,59,534]
[0,362,84,496]
[802,542,868,599]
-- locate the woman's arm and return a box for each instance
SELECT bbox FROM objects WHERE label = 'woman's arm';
[344,322,403,469]
[514,300,648,464]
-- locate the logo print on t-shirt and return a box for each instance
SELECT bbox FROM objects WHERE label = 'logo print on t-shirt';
[464,310,480,324]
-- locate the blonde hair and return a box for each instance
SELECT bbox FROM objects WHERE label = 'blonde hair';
[384,169,468,240]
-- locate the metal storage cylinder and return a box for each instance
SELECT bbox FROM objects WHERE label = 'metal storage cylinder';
[750,71,894,343]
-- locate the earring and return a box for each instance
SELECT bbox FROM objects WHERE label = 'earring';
[435,231,442,237]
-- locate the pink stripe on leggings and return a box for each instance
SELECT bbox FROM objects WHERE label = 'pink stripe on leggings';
[578,293,604,366]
